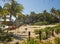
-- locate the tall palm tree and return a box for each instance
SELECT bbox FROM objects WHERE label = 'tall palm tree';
[3,0,24,17]
[0,8,9,24]
[3,0,24,26]
[3,0,24,21]
[2,9,9,24]
[0,6,2,16]
[4,3,12,21]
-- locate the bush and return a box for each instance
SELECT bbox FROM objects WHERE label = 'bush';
[33,21,48,25]
[23,38,39,44]
[41,32,46,40]
[0,32,13,42]
[34,29,43,34]
[42,41,52,44]
[54,37,60,44]
[55,24,60,34]
[34,29,40,34]
[44,27,52,38]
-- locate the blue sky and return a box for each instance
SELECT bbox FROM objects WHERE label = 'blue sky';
[0,0,60,14]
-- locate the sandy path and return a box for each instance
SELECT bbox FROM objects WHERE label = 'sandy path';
[8,25,56,44]
[9,25,56,37]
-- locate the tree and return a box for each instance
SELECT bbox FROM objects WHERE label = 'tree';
[0,6,9,24]
[29,12,37,23]
[56,10,60,21]
[4,1,24,19]
[2,9,9,24]
[51,8,60,21]
[50,8,56,15]
[3,0,24,26]
[3,3,11,21]
[0,6,3,16]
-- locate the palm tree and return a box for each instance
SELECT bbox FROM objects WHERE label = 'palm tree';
[2,9,9,24]
[3,0,24,17]
[3,0,24,26]
[0,6,8,23]
[4,3,12,21]
[0,6,2,16]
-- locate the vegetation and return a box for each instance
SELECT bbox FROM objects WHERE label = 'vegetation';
[0,0,60,44]
[34,23,60,40]
[23,38,40,44]
[54,37,60,44]
[0,23,13,43]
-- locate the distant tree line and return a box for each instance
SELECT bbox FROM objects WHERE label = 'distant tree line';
[0,0,60,26]
[19,8,60,25]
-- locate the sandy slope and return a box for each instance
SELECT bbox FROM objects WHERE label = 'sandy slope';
[9,25,56,44]
[10,25,56,37]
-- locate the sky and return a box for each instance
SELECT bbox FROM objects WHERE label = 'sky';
[0,0,60,15]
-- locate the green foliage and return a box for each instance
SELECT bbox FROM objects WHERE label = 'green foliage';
[0,32,13,42]
[41,32,46,40]
[0,23,13,42]
[44,27,53,37]
[34,29,43,34]
[42,41,52,44]
[54,37,60,44]
[23,38,39,44]
[34,27,55,40]
[34,29,40,34]
[33,21,48,25]
[55,27,60,34]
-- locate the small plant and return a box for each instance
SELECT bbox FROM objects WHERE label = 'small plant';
[55,26,60,34]
[42,41,52,44]
[34,29,40,34]
[54,37,60,44]
[23,38,40,44]
[44,27,52,39]
[41,32,46,40]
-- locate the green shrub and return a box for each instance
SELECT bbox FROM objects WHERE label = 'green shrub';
[33,21,48,25]
[0,32,13,42]
[23,38,39,44]
[34,29,44,34]
[54,37,60,44]
[41,32,46,40]
[42,41,52,44]
[34,29,40,34]
[44,27,52,38]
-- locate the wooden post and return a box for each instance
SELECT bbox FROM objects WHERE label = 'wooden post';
[46,31,48,39]
[39,31,42,41]
[28,31,31,41]
[52,29,54,36]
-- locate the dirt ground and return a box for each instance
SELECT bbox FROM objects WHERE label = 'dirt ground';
[8,25,56,44]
